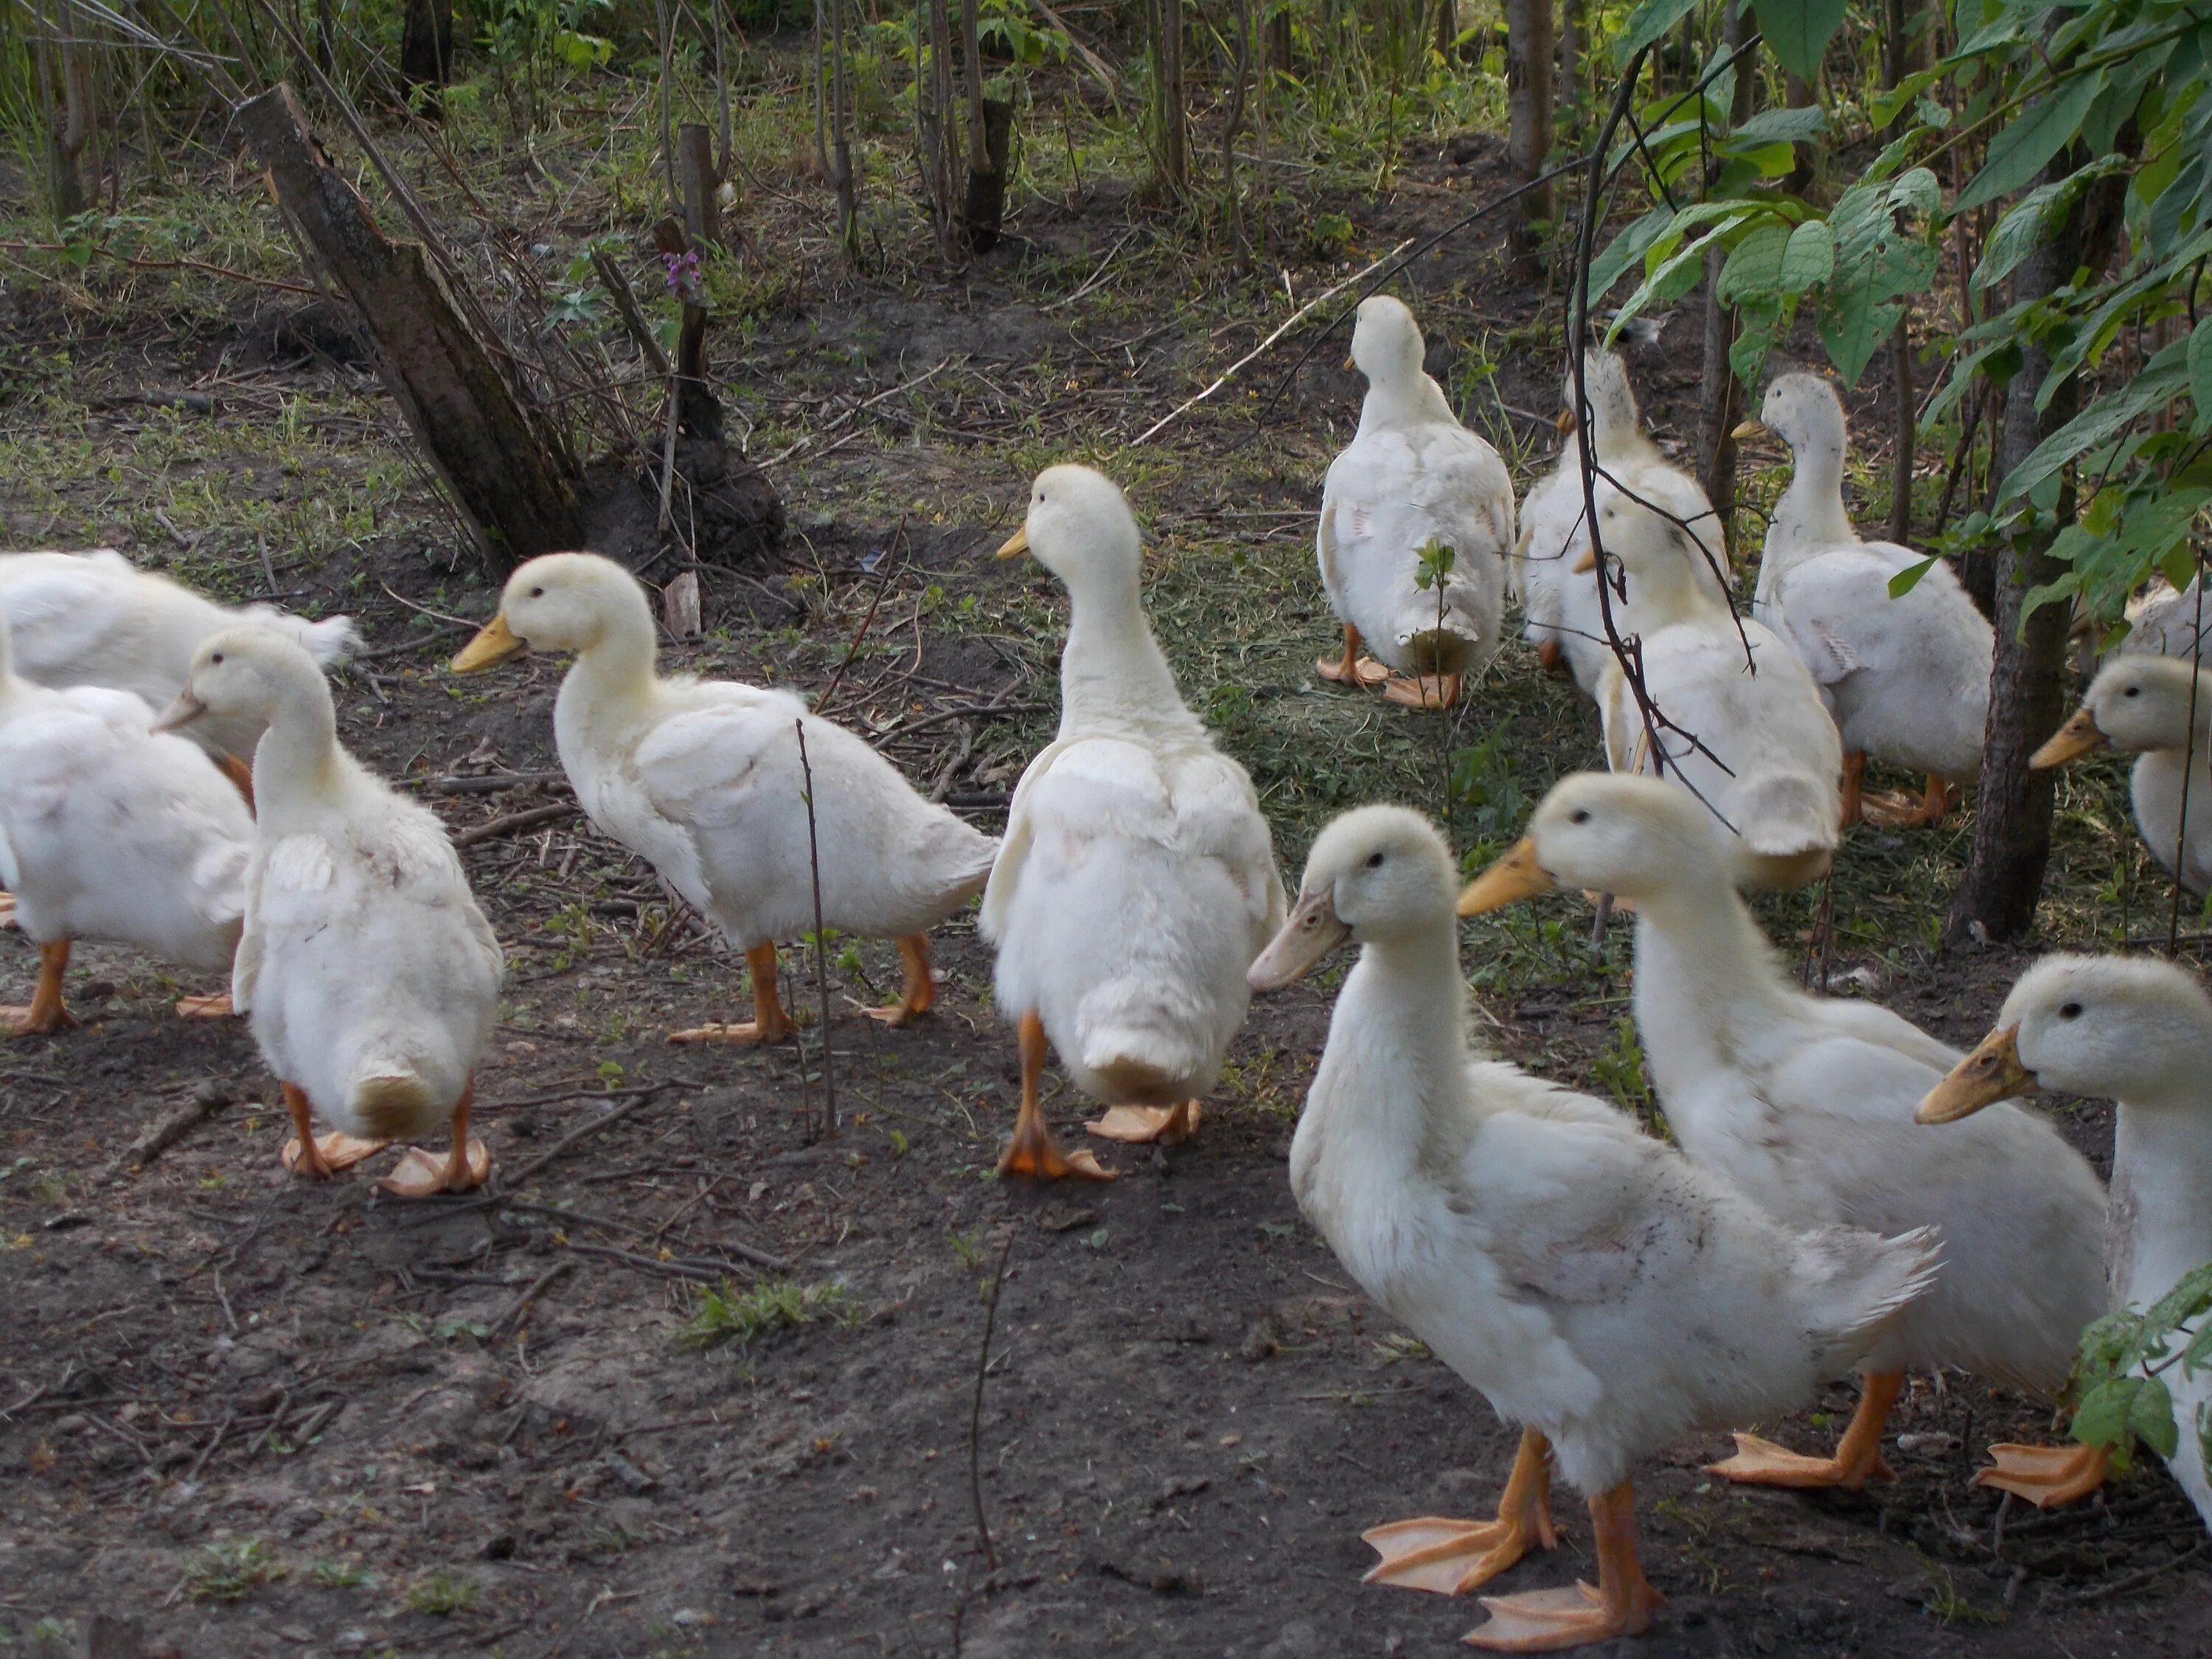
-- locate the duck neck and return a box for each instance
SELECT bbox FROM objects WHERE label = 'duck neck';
[1630,874,1791,1089]
[1615,554,1708,634]
[1767,439,1857,574]
[249,673,349,832]
[560,604,665,737]
[1359,369,1455,437]
[2112,1082,2212,1307]
[1057,578,1199,742]
[1588,388,1645,462]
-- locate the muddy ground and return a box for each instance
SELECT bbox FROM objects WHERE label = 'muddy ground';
[4,112,2211,1659]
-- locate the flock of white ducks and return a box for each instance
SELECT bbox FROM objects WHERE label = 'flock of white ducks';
[4,299,2210,1647]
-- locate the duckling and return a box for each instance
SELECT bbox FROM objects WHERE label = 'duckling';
[1315,296,1514,709]
[0,613,251,1034]
[1921,954,2212,1529]
[0,548,359,797]
[1585,493,1842,891]
[453,553,998,1043]
[1252,804,1935,1649]
[1513,352,1728,695]
[157,630,501,1194]
[2034,655,2212,893]
[1738,375,1993,825]
[987,466,1283,1178]
[1461,772,2110,1491]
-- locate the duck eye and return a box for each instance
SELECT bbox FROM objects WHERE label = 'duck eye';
[210,653,223,665]
[2059,1001,2083,1019]
[1366,851,1385,869]
[2124,686,2140,697]
[1569,808,1591,824]
[529,585,545,598]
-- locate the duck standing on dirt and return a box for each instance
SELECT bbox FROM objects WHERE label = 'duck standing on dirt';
[985,466,1283,1179]
[453,552,997,1043]
[1461,773,2110,1494]
[1252,804,1935,1650]
[1919,953,2212,1528]
[156,629,503,1194]
[1512,350,1728,695]
[1738,375,1992,826]
[2034,655,2212,894]
[1314,296,1513,709]
[0,547,359,801]
[0,611,252,1034]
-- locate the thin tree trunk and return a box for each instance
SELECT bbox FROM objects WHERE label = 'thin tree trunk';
[1150,0,1188,198]
[400,0,453,114]
[1695,4,1756,521]
[1784,72,1816,196]
[1944,156,2127,946]
[42,2,98,220]
[958,0,1011,250]
[1434,0,1455,58]
[1503,0,1553,274]
[1265,0,1290,72]
[1557,0,1582,110]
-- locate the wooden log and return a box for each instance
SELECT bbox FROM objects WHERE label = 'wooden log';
[678,122,723,250]
[234,84,582,571]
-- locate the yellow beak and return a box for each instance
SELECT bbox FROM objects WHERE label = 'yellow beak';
[150,689,208,734]
[1343,353,1357,371]
[1555,407,1576,433]
[1732,418,1767,441]
[2031,707,2108,769]
[451,612,528,674]
[1572,548,1598,574]
[1248,888,1353,991]
[1916,1023,2035,1124]
[995,526,1031,561]
[1456,835,1557,917]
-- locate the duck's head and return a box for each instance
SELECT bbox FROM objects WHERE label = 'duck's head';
[995,464,1143,602]
[1572,490,1703,593]
[2036,655,2210,765]
[1348,295,1424,387]
[154,625,324,734]
[1558,349,1638,436]
[1919,953,2212,1123]
[1736,372,1846,459]
[1249,804,1457,989]
[453,552,645,671]
[1457,771,1722,914]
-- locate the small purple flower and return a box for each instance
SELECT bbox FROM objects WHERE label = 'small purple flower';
[661,249,701,293]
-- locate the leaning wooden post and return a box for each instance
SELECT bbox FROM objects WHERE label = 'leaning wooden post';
[234,83,582,571]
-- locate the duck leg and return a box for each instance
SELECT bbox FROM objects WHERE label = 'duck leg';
[2,939,78,1037]
[996,1011,1113,1181]
[1862,772,1955,827]
[1316,625,1391,689]
[1839,751,1867,827]
[1705,1369,1902,1489]
[1972,1441,2109,1507]
[0,891,15,927]
[1536,639,1565,674]
[1464,1481,1663,1651]
[1362,1427,1560,1595]
[863,935,937,1027]
[381,1077,492,1197]
[670,942,799,1043]
[278,1082,389,1179]
[1087,1099,1203,1146]
[1383,672,1463,710]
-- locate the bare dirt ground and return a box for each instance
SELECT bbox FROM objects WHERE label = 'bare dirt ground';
[3,113,2210,1659]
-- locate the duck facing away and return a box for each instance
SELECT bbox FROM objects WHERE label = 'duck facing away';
[0,548,358,796]
[1921,954,2212,1530]
[1512,351,1728,695]
[1740,375,1992,826]
[1315,296,1514,709]
[0,611,252,1034]
[2035,655,2212,894]
[985,466,1284,1179]
[159,630,503,1195]
[1462,773,2110,1492]
[1252,804,1935,1649]
[453,553,998,1043]
[1586,493,1842,891]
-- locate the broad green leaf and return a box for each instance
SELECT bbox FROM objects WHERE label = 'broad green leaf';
[1734,106,1830,145]
[1615,0,1701,67]
[1999,347,2194,503]
[2131,1375,2180,1459]
[1872,67,1945,130]
[1888,556,1939,597]
[1956,69,2110,214]
[1755,0,1849,80]
[2071,1375,2145,1466]
[2192,319,2212,434]
[1780,220,1834,291]
[1717,223,1791,305]
[1582,206,1673,311]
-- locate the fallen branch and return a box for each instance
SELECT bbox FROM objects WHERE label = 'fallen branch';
[454,801,579,846]
[493,1259,575,1338]
[108,1083,231,1177]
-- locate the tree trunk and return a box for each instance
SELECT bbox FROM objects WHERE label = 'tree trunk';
[235,84,581,571]
[400,0,454,114]
[958,0,1011,250]
[1784,72,1816,196]
[1557,0,1582,109]
[1503,0,1553,273]
[1265,0,1291,72]
[1150,0,1189,198]
[1434,0,1456,59]
[678,122,723,250]
[1943,157,2126,946]
[40,4,99,220]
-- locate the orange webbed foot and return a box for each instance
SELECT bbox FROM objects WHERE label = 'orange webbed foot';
[997,1115,1115,1181]
[1704,1431,1896,1491]
[1972,1441,2110,1508]
[175,992,234,1019]
[1384,672,1462,709]
[1465,1580,1660,1652]
[281,1133,392,1180]
[379,1138,491,1197]
[1085,1100,1202,1147]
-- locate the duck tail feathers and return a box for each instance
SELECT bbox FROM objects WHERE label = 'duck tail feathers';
[241,608,362,667]
[1077,991,1215,1105]
[1736,768,1840,857]
[1798,1224,1943,1373]
[351,1072,438,1140]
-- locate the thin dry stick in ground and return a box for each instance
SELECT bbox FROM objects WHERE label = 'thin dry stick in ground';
[967,1225,1015,1575]
[793,719,838,1140]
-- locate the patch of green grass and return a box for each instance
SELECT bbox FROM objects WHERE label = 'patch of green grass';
[185,1537,285,1602]
[406,1569,478,1615]
[313,1556,377,1589]
[680,1278,860,1348]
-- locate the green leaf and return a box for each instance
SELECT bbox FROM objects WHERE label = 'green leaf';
[1888,556,1938,597]
[1871,68,1945,130]
[1754,0,1849,80]
[2072,1376,2146,1466]
[1779,220,1834,291]
[1998,344,2194,504]
[1734,106,1830,145]
[1717,223,1790,305]
[1615,0,1702,66]
[2130,1375,2180,1459]
[1955,69,2110,214]
[2191,319,2212,435]
[1582,206,1674,312]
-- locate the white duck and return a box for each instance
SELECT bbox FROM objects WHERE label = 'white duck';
[156,630,502,1195]
[1315,296,1513,709]
[0,548,359,789]
[1461,773,2110,1492]
[2116,576,2211,663]
[1251,804,1935,1650]
[986,466,1284,1179]
[2034,655,2212,894]
[1512,351,1728,696]
[1586,492,1842,891]
[1739,376,1993,825]
[1919,953,2211,1529]
[0,613,251,1033]
[453,553,997,1043]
